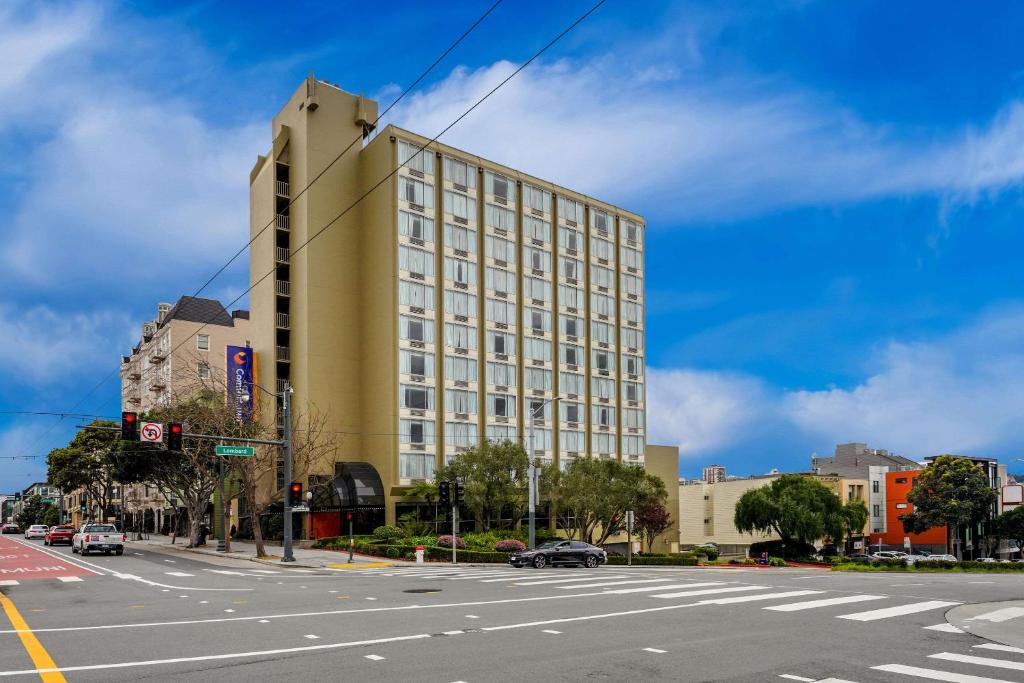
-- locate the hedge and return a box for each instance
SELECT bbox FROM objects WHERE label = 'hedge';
[833,559,1024,572]
[606,554,697,566]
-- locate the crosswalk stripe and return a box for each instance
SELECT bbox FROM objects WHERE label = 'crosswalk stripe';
[557,579,670,590]
[0,580,18,586]
[837,601,960,622]
[447,572,527,580]
[479,573,564,582]
[514,575,630,586]
[165,572,195,577]
[922,623,964,634]
[874,663,1018,682]
[764,594,887,612]
[699,590,823,605]
[966,607,1024,623]
[975,644,1024,655]
[56,577,83,583]
[929,652,1024,672]
[652,585,769,599]
[604,582,727,595]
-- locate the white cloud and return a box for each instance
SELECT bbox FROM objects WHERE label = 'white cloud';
[389,56,1024,220]
[0,2,97,95]
[646,367,768,456]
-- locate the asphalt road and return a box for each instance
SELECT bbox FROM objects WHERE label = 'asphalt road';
[3,536,1024,682]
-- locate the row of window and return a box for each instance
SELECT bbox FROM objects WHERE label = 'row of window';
[398,418,646,453]
[400,381,645,414]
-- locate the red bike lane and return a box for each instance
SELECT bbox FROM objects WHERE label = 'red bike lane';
[0,536,96,584]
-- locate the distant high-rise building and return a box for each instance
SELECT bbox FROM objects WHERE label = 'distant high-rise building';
[702,464,727,483]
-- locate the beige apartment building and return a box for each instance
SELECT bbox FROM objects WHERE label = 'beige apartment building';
[118,296,251,531]
[249,76,648,531]
[680,474,782,555]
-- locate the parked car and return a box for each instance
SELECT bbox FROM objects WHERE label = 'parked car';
[1,523,20,534]
[927,554,958,562]
[24,525,48,540]
[72,524,126,556]
[870,551,907,560]
[846,554,873,564]
[903,554,931,565]
[508,540,608,569]
[976,557,998,563]
[44,525,75,546]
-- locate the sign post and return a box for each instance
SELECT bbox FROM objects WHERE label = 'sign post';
[625,510,634,567]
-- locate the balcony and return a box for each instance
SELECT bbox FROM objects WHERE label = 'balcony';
[276,378,289,394]
[275,280,290,296]
[128,371,141,380]
[148,352,165,363]
[149,379,166,391]
[275,180,290,196]
[276,312,290,329]
[275,214,290,231]
[276,346,290,362]
[275,246,290,263]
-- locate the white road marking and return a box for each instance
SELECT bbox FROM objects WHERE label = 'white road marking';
[365,654,386,661]
[304,635,319,640]
[224,609,235,613]
[837,601,961,622]
[178,595,189,598]
[643,648,666,654]
[699,590,823,605]
[248,570,279,574]
[778,676,813,682]
[4,536,105,576]
[873,663,1015,682]
[0,581,18,586]
[133,553,143,556]
[258,620,270,624]
[479,573,563,582]
[557,579,670,590]
[465,615,480,619]
[0,634,432,676]
[199,601,208,605]
[289,569,315,573]
[966,607,1024,623]
[365,597,377,601]
[930,652,1024,672]
[56,577,83,583]
[541,629,561,634]
[514,575,629,586]
[968,581,995,585]
[765,594,887,612]
[975,644,1024,655]
[442,630,464,636]
[651,585,770,599]
[448,572,526,581]
[604,582,727,595]
[165,572,195,577]
[923,623,964,634]
[164,560,175,563]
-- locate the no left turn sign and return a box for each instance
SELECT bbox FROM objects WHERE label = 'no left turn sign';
[140,422,164,443]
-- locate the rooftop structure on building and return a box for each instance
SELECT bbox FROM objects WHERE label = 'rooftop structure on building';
[812,442,919,479]
[702,464,726,483]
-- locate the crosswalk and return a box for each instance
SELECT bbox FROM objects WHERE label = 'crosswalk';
[0,575,87,586]
[783,643,1024,682]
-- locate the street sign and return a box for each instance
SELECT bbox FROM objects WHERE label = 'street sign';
[903,536,911,549]
[215,445,255,457]
[291,505,309,512]
[140,422,163,443]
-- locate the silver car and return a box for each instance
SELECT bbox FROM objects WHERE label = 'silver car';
[24,524,48,540]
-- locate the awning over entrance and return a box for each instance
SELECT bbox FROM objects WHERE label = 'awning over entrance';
[333,462,385,508]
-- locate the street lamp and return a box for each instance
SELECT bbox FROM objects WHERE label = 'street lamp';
[527,395,562,550]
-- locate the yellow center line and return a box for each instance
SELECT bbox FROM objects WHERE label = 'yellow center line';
[0,592,67,683]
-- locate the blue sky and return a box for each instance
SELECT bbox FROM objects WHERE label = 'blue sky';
[2,1,1024,492]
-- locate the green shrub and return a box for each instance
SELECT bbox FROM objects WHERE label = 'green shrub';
[373,525,405,541]
[693,544,719,561]
[768,557,786,567]
[606,554,697,566]
[749,540,816,560]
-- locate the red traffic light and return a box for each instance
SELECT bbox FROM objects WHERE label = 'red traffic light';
[167,422,183,450]
[121,411,139,441]
[290,483,301,493]
[346,512,353,521]
[124,413,136,423]
[169,423,182,434]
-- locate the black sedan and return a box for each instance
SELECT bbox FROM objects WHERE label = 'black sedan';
[508,540,608,569]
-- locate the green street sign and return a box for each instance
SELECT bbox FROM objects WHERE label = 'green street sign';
[215,445,255,457]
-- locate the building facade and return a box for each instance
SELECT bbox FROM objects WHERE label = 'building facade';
[702,464,726,483]
[679,474,782,555]
[249,76,647,529]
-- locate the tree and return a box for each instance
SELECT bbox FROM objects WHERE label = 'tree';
[554,458,667,545]
[994,506,1024,560]
[15,495,50,529]
[437,440,529,531]
[734,475,843,557]
[636,502,673,553]
[838,499,869,555]
[901,455,996,555]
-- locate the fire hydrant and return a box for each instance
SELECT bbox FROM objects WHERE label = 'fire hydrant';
[415,545,425,564]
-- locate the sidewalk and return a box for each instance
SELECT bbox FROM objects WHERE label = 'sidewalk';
[129,534,414,569]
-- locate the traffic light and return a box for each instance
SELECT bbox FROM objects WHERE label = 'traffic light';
[438,481,451,509]
[121,411,138,441]
[167,423,183,450]
[288,482,302,507]
[453,481,463,508]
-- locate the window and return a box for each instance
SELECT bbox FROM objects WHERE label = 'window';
[621,301,643,325]
[524,367,552,390]
[523,184,551,213]
[485,235,516,263]
[487,424,517,442]
[444,355,477,382]
[523,216,551,242]
[623,435,644,455]
[592,432,615,455]
[485,204,515,231]
[401,385,435,410]
[591,265,615,289]
[593,349,614,372]
[526,307,552,334]
[488,393,516,417]
[623,354,642,376]
[443,156,476,187]
[558,196,584,224]
[443,287,476,318]
[622,219,643,243]
[399,210,435,242]
[523,337,552,362]
[197,334,210,351]
[446,421,478,449]
[561,401,581,423]
[559,226,582,252]
[523,276,551,302]
[398,177,434,208]
[591,237,614,262]
[400,315,433,343]
[591,293,615,318]
[621,273,642,297]
[488,331,515,355]
[399,281,434,309]
[559,284,583,309]
[560,372,584,395]
[526,398,552,420]
[444,223,476,253]
[445,323,476,351]
[872,504,881,517]
[445,389,478,415]
[485,298,516,325]
[896,503,908,509]
[401,350,434,378]
[399,246,434,277]
[623,408,644,429]
[528,427,552,451]
[486,362,516,386]
[444,257,475,285]
[523,246,551,273]
[621,245,642,269]
[400,453,435,480]
[591,209,614,237]
[484,267,516,295]
[621,327,643,349]
[591,321,614,345]
[198,362,211,379]
[485,171,509,200]
[559,256,581,281]
[592,377,614,400]
[444,190,476,222]
[561,343,582,366]
[561,315,581,338]
[400,419,435,445]
[872,480,880,493]
[399,140,434,175]
[895,478,907,484]
[623,381,642,402]
[593,405,615,427]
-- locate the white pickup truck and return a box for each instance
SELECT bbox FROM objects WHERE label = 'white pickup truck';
[72,524,126,556]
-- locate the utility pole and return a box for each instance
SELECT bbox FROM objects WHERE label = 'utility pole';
[527,396,561,549]
[217,452,228,553]
[281,381,295,563]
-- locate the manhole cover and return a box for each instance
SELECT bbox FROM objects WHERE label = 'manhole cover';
[403,588,442,594]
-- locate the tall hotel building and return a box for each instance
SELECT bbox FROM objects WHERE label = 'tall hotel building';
[249,76,646,529]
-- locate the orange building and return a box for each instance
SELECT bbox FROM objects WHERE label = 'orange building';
[868,470,946,551]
